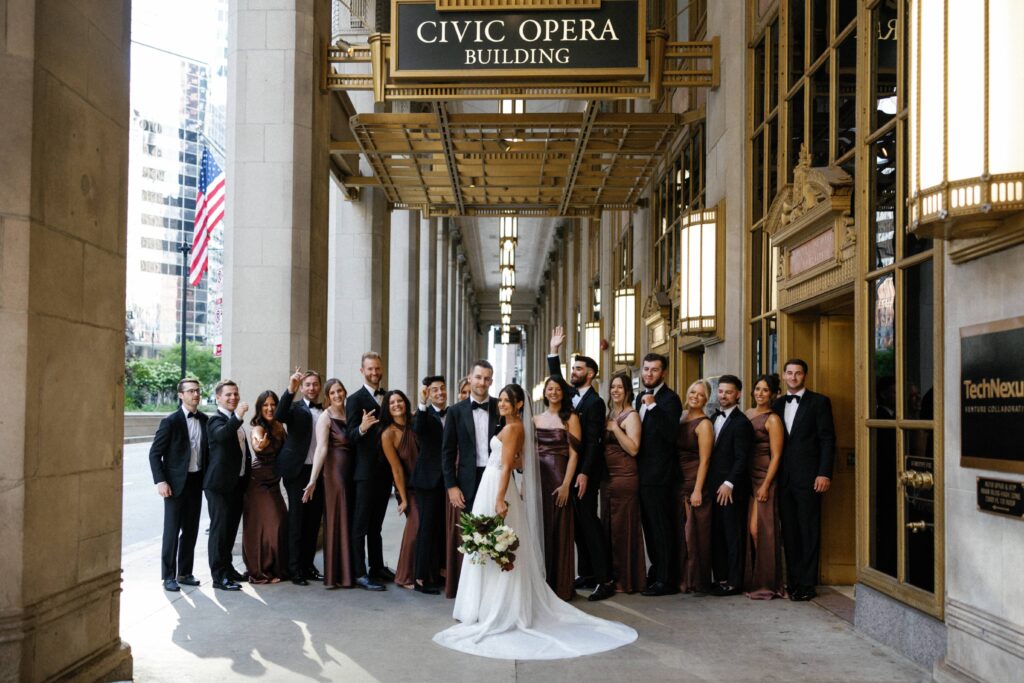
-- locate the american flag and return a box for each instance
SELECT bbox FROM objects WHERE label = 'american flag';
[189,147,225,286]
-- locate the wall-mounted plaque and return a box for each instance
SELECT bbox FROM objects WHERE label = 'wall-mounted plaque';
[960,316,1024,473]
[976,477,1024,519]
[392,0,645,78]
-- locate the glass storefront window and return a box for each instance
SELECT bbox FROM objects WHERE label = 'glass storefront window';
[903,429,935,592]
[869,427,898,577]
[903,260,934,419]
[870,274,896,418]
[871,129,897,269]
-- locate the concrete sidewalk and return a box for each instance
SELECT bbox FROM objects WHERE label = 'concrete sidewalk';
[121,443,928,682]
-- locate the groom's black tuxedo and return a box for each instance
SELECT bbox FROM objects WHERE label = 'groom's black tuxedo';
[773,389,836,593]
[709,407,754,589]
[441,396,499,509]
[205,409,252,582]
[546,355,611,584]
[347,386,393,578]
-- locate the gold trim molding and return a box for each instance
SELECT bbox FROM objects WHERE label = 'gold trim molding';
[436,0,601,9]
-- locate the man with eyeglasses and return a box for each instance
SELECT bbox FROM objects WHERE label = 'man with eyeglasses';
[149,378,209,592]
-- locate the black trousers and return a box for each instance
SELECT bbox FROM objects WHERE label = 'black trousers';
[779,482,821,591]
[161,471,203,580]
[711,491,748,589]
[284,464,324,578]
[352,470,393,577]
[205,486,243,581]
[573,477,611,583]
[414,483,445,582]
[640,484,676,587]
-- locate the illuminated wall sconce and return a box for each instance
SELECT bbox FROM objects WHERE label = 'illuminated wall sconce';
[501,314,511,326]
[909,0,1024,240]
[499,239,516,268]
[500,265,516,288]
[613,287,636,365]
[583,321,601,370]
[499,286,513,303]
[501,332,510,344]
[500,302,512,317]
[679,206,722,334]
[499,216,518,243]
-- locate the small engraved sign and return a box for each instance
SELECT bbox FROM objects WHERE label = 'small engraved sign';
[976,477,1024,519]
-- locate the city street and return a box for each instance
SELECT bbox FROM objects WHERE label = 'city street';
[122,441,928,682]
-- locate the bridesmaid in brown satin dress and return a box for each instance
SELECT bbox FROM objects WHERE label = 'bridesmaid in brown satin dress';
[744,374,785,599]
[380,390,416,588]
[532,377,581,601]
[442,376,473,596]
[601,373,645,593]
[304,379,355,588]
[676,380,715,594]
[244,391,288,583]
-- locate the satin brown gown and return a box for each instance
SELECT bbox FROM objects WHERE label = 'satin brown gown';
[745,411,784,599]
[242,428,288,583]
[676,416,712,593]
[535,425,577,601]
[323,417,355,587]
[393,426,420,587]
[601,409,646,593]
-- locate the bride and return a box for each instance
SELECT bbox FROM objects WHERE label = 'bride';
[433,384,637,660]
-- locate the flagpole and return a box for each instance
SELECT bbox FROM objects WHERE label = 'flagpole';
[178,241,190,380]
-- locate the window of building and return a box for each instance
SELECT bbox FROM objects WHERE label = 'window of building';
[651,124,706,298]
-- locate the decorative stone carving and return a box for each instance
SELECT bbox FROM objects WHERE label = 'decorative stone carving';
[765,143,855,308]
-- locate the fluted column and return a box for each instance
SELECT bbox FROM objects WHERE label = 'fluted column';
[434,220,449,379]
[417,217,437,379]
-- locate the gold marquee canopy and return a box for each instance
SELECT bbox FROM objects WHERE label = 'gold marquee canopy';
[327,0,718,217]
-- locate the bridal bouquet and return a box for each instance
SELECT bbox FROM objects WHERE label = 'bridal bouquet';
[458,512,520,571]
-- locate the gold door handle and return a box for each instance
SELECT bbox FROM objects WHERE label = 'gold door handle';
[906,521,934,534]
[899,469,934,490]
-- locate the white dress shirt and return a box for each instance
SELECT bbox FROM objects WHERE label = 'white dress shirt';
[471,399,491,467]
[638,383,664,421]
[366,384,382,405]
[182,406,202,472]
[783,388,806,433]
[218,406,248,475]
[304,398,321,465]
[714,405,738,490]
[571,385,589,410]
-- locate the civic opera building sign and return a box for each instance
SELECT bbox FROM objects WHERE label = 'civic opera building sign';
[392,0,645,78]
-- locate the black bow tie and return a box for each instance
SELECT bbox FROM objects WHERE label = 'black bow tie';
[307,402,323,410]
[785,394,800,403]
[569,388,580,398]
[186,411,198,419]
[473,401,489,411]
[712,409,726,420]
[373,388,385,397]
[436,408,447,417]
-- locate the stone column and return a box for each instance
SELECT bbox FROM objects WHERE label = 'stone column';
[326,185,390,382]
[0,0,132,678]
[417,217,437,378]
[600,216,615,377]
[224,0,332,396]
[387,210,419,393]
[435,220,449,381]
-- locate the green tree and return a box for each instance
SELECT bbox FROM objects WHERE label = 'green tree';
[158,342,222,391]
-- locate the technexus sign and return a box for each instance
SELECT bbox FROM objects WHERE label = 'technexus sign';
[392,0,644,78]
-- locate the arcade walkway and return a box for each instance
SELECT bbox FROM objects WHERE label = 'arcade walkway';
[121,443,926,682]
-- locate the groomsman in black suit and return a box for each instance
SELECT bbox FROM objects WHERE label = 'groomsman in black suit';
[274,368,326,585]
[149,378,208,592]
[410,375,448,594]
[547,327,614,602]
[346,351,394,591]
[441,360,499,597]
[204,380,252,591]
[635,353,684,596]
[773,358,836,601]
[708,375,754,596]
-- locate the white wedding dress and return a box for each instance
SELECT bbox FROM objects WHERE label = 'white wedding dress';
[432,432,637,660]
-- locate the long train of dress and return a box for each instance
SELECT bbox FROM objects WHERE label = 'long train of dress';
[432,436,637,660]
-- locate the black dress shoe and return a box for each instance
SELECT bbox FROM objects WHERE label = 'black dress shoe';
[306,567,324,582]
[588,582,616,602]
[356,575,385,591]
[790,588,817,601]
[369,567,396,583]
[227,570,248,583]
[163,579,180,592]
[641,581,670,596]
[574,575,597,590]
[291,576,309,586]
[709,584,741,596]
[177,574,200,586]
[414,582,440,595]
[213,577,241,591]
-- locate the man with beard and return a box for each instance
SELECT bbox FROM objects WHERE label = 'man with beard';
[548,326,614,601]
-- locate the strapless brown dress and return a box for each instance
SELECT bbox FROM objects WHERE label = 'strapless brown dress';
[676,416,712,593]
[393,427,420,587]
[600,410,645,593]
[243,431,288,583]
[535,426,578,601]
[323,417,355,587]
[745,411,784,599]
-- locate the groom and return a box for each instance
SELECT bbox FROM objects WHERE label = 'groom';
[441,360,498,598]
